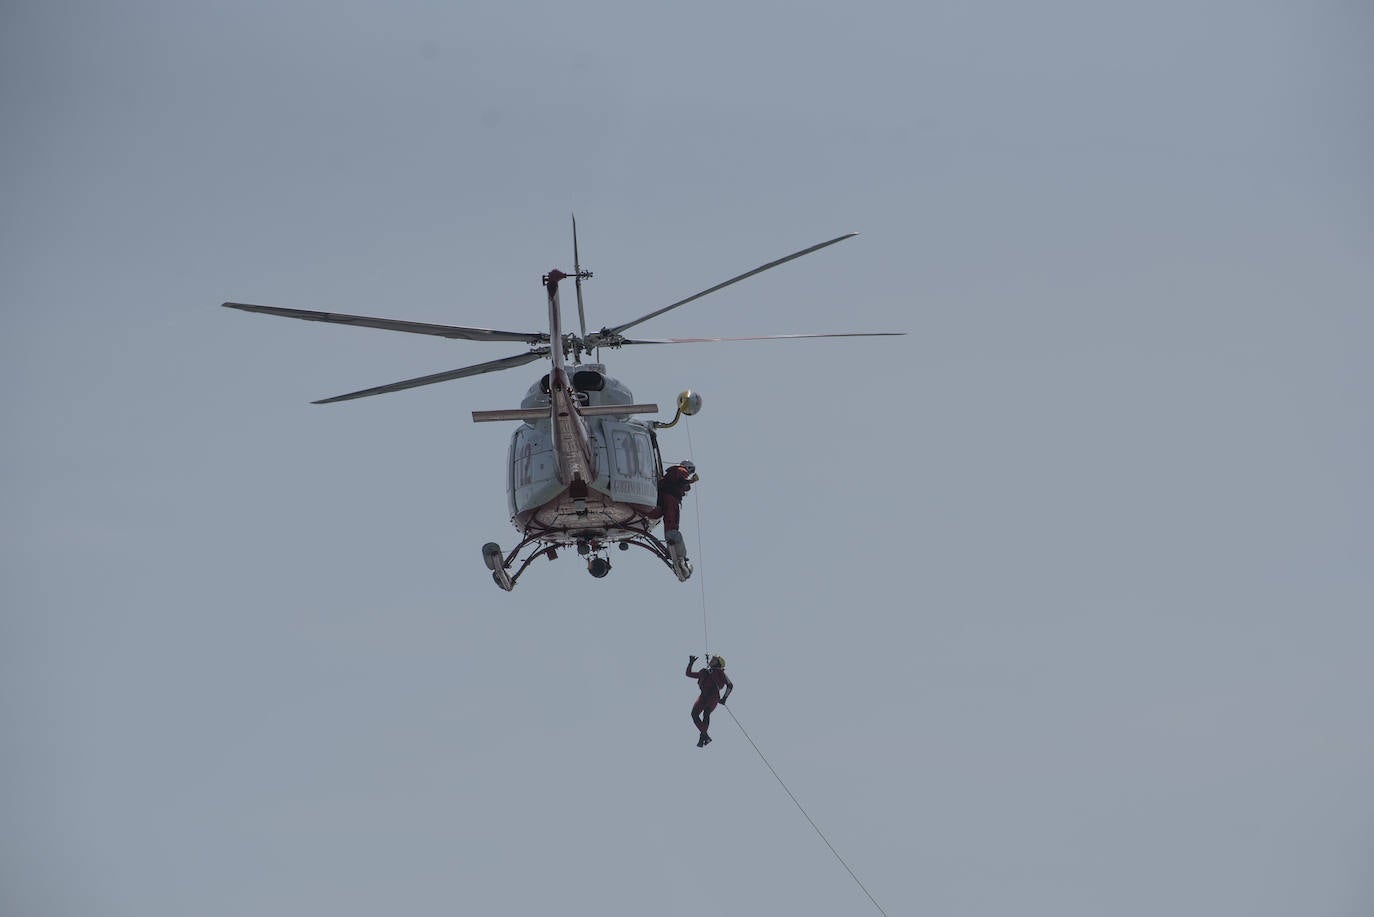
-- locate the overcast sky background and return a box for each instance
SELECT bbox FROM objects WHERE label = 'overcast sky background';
[4,2,1373,915]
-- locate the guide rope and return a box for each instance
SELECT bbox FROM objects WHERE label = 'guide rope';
[723,706,889,917]
[681,419,888,917]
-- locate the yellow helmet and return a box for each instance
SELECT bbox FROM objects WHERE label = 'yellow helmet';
[710,655,725,669]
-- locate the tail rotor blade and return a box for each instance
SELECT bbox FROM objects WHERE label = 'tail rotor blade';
[572,214,588,339]
[312,350,548,404]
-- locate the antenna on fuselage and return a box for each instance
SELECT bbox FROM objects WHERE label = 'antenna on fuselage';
[571,214,591,362]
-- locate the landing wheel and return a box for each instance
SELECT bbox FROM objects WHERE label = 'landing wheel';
[482,542,515,591]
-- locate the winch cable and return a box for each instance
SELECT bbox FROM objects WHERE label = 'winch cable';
[684,417,709,657]
[682,418,889,917]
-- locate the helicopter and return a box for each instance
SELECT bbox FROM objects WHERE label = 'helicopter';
[223,222,903,589]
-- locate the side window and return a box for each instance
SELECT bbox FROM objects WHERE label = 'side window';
[612,430,643,477]
[515,435,535,487]
[634,435,653,480]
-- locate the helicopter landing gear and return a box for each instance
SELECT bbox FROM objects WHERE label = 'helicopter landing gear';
[665,530,693,582]
[482,542,515,592]
[482,524,691,591]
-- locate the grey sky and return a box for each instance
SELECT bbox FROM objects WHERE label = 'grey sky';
[4,2,1372,915]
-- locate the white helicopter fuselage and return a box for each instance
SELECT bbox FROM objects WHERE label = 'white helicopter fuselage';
[505,365,662,540]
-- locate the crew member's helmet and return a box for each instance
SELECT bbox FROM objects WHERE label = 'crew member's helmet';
[680,460,696,474]
[710,655,725,669]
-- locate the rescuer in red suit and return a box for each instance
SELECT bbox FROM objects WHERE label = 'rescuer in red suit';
[686,654,733,747]
[657,460,697,533]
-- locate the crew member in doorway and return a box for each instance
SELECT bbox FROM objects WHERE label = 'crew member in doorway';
[686,654,733,747]
[657,460,698,533]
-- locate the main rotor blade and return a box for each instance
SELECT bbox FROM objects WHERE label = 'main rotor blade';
[224,302,546,344]
[605,232,859,336]
[312,350,548,404]
[620,331,905,344]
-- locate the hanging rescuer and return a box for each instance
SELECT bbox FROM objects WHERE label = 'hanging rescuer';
[657,460,698,534]
[686,654,733,747]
